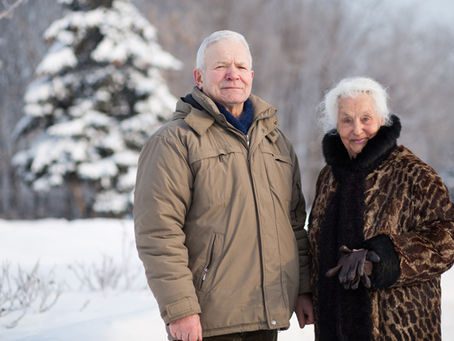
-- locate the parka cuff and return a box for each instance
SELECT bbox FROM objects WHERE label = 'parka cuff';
[299,268,312,294]
[162,296,202,324]
[363,234,400,289]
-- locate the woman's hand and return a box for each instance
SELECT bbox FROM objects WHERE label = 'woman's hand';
[326,245,380,289]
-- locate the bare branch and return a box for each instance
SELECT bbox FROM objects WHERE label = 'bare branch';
[0,0,27,20]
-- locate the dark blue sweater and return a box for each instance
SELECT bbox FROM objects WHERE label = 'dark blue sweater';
[216,99,254,135]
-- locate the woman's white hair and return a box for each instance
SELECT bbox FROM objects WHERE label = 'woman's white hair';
[195,30,252,70]
[320,77,391,133]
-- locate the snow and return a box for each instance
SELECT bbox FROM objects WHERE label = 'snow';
[78,159,118,180]
[48,118,85,136]
[31,138,85,173]
[93,191,131,214]
[1,219,454,340]
[37,46,77,75]
[112,151,139,167]
[117,167,137,191]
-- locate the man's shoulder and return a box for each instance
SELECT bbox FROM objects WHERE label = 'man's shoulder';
[149,117,192,143]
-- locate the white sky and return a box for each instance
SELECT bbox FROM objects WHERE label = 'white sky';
[392,0,454,27]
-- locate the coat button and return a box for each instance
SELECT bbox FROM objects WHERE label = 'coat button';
[271,320,277,325]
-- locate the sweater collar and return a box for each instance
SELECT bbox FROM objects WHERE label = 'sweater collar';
[322,114,401,171]
[215,99,254,135]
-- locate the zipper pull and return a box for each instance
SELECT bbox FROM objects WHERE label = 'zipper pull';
[202,267,209,281]
[246,134,250,147]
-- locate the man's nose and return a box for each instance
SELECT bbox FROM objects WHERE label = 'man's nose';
[225,66,240,79]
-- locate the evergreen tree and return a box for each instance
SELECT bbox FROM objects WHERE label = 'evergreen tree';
[12,0,181,217]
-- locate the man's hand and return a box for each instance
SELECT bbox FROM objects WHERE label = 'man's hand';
[169,314,202,341]
[295,294,314,328]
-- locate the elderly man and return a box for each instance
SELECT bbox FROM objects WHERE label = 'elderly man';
[134,30,313,341]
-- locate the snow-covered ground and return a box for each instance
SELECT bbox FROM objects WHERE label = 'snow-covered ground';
[0,219,453,340]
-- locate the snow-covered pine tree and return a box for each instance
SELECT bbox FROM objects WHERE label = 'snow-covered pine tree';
[12,0,181,217]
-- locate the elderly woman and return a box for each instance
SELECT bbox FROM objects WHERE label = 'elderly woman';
[308,77,454,340]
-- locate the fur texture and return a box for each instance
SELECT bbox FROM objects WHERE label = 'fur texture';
[309,115,454,340]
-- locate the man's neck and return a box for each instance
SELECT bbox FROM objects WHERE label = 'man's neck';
[225,104,244,118]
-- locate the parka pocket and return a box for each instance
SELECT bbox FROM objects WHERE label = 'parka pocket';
[197,233,223,292]
[261,149,294,206]
[189,146,242,208]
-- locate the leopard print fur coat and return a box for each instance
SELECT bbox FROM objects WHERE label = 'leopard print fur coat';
[308,115,454,340]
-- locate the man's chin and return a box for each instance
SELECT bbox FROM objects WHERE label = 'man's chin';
[220,93,249,103]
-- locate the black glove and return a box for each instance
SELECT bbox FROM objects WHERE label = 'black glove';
[325,245,380,290]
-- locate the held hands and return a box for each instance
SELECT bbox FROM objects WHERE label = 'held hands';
[325,245,380,289]
[169,314,202,341]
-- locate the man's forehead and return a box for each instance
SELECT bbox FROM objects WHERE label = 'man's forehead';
[206,39,247,52]
[205,39,252,64]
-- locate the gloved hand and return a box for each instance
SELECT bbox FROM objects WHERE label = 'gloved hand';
[325,245,380,290]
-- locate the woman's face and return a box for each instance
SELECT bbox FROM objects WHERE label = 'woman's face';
[337,93,384,158]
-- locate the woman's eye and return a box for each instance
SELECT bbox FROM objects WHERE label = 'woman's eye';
[342,118,352,124]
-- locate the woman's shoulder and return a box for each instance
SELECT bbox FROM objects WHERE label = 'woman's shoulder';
[388,145,443,183]
[390,145,431,167]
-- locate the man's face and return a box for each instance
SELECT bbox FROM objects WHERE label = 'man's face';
[193,39,254,117]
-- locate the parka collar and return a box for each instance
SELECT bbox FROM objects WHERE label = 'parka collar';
[174,87,277,136]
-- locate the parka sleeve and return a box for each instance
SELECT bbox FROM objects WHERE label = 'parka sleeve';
[289,147,311,294]
[133,133,201,324]
[364,164,454,288]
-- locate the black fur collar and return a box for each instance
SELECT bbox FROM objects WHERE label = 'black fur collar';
[322,115,401,172]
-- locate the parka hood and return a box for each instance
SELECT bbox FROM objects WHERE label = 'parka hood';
[172,87,277,136]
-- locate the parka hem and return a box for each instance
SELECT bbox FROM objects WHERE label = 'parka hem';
[202,321,290,338]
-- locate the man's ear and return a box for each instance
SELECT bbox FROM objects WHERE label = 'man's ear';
[193,68,203,89]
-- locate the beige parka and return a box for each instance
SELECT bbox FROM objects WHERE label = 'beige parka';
[134,88,311,338]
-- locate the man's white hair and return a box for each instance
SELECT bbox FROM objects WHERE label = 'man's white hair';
[195,30,252,70]
[320,77,391,133]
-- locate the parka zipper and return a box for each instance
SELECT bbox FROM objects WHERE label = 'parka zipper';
[220,115,276,324]
[244,123,276,327]
[199,234,217,290]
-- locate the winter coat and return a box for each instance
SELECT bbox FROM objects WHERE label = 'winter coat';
[134,87,310,338]
[308,115,454,341]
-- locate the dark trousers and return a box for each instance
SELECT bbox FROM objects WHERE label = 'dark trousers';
[203,329,277,341]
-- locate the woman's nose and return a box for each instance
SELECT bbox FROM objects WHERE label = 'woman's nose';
[353,121,363,135]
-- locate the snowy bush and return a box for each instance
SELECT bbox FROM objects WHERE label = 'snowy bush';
[0,262,63,328]
[12,0,181,218]
[0,219,147,329]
